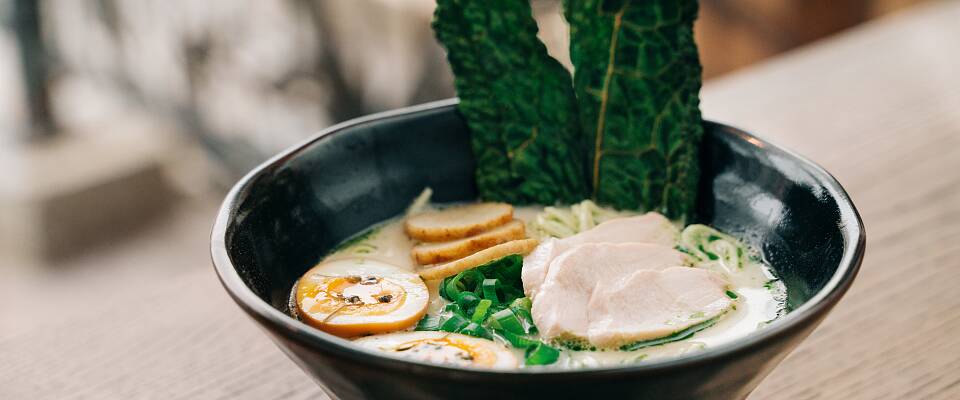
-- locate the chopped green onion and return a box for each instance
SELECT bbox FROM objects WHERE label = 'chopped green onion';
[471,299,493,323]
[421,255,550,360]
[490,308,525,335]
[497,330,538,348]
[415,315,442,331]
[443,277,459,300]
[460,322,490,339]
[499,285,524,303]
[456,292,480,309]
[725,290,738,299]
[480,255,523,287]
[443,303,467,318]
[443,269,483,301]
[508,297,535,333]
[700,245,719,260]
[439,314,470,333]
[509,297,532,312]
[482,278,500,304]
[524,342,560,366]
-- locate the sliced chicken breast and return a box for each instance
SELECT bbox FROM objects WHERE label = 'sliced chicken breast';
[560,213,679,249]
[522,213,679,299]
[587,267,734,348]
[530,243,691,341]
[521,237,560,299]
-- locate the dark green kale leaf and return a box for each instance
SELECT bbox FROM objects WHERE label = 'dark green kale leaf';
[433,0,588,205]
[565,0,704,221]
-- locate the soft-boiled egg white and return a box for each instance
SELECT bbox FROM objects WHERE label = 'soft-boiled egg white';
[295,258,429,337]
[353,331,518,369]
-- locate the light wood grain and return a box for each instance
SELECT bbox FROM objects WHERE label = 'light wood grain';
[701,2,960,398]
[2,1,959,399]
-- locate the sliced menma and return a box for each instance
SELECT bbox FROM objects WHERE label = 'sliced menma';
[418,239,539,281]
[405,202,513,242]
[411,219,525,265]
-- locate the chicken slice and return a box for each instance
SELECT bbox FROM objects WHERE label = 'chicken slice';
[530,243,691,342]
[521,237,559,299]
[522,213,679,299]
[586,267,734,348]
[560,213,679,249]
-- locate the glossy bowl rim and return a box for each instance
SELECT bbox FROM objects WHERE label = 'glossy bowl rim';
[211,98,865,378]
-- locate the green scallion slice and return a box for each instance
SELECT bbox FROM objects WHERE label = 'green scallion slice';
[443,303,466,318]
[490,308,525,335]
[439,313,470,333]
[524,342,560,366]
[415,315,442,331]
[460,322,491,339]
[497,330,539,348]
[508,297,535,333]
[481,278,500,304]
[443,269,483,301]
[509,297,532,312]
[471,299,493,323]
[456,291,480,309]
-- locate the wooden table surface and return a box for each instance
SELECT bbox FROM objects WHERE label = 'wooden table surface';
[3,1,959,399]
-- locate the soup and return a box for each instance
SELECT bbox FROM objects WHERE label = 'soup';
[290,192,786,369]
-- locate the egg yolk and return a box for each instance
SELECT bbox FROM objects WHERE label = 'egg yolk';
[391,338,499,367]
[299,275,406,317]
[295,260,430,338]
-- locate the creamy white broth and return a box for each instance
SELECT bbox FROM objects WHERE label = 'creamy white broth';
[302,205,787,368]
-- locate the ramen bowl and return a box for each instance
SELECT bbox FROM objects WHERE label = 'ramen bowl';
[211,99,865,400]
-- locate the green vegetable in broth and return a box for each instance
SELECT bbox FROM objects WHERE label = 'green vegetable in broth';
[525,342,561,365]
[619,316,719,351]
[566,0,704,221]
[432,0,588,205]
[418,254,560,365]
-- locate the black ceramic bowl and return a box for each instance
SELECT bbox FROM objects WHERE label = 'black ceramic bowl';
[211,99,865,400]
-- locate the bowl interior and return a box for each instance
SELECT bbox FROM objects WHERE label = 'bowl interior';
[223,102,853,330]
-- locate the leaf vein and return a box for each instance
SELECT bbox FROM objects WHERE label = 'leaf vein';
[591,6,627,200]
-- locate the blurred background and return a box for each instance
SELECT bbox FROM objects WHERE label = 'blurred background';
[0,0,927,338]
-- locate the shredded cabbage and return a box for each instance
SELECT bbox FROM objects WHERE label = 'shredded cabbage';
[531,200,631,239]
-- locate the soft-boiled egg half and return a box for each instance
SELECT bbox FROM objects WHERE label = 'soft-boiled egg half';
[353,331,518,369]
[295,258,429,337]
